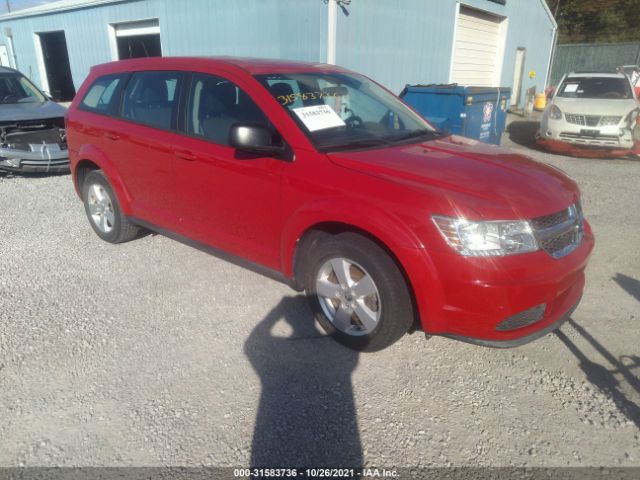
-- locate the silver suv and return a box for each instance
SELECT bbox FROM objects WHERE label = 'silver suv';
[538,72,638,150]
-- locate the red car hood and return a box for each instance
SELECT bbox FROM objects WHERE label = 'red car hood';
[328,135,580,220]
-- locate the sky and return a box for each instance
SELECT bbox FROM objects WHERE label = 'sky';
[0,0,55,14]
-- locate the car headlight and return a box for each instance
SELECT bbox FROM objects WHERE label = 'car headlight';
[432,216,539,256]
[624,108,640,126]
[549,104,562,120]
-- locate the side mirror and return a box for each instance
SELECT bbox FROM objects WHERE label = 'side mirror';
[545,87,555,100]
[229,124,286,156]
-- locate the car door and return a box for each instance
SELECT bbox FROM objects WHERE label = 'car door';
[111,70,184,227]
[172,72,285,270]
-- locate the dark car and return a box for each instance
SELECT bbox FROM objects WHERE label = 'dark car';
[0,67,69,173]
[66,57,593,351]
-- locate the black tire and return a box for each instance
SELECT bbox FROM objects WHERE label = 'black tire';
[82,170,140,244]
[303,232,414,351]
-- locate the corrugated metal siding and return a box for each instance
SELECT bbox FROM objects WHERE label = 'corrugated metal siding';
[335,0,555,94]
[550,43,640,86]
[0,0,326,91]
[334,0,457,93]
[0,0,555,96]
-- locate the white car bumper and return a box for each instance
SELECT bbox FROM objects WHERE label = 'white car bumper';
[539,115,634,149]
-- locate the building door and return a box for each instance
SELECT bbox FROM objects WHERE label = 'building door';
[511,48,526,107]
[112,20,162,59]
[0,45,10,67]
[37,31,76,101]
[451,6,507,87]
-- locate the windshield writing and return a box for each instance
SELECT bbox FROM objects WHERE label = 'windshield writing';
[254,72,438,152]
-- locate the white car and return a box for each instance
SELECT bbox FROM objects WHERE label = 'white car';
[538,72,639,150]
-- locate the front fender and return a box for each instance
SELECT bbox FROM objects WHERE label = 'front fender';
[281,197,446,331]
[281,197,425,276]
[75,144,133,216]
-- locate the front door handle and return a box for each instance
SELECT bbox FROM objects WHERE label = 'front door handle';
[174,150,197,161]
[105,132,120,141]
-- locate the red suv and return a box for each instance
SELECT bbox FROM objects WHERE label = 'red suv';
[66,57,594,351]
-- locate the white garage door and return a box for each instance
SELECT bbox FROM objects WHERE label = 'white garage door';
[451,6,506,87]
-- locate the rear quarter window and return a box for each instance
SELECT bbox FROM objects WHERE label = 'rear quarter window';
[80,75,124,114]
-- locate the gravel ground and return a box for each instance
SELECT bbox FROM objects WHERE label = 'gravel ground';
[0,118,639,469]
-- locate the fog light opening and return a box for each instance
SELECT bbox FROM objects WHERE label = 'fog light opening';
[495,304,547,331]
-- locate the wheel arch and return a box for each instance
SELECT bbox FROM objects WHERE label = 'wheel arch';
[74,145,133,216]
[287,219,425,332]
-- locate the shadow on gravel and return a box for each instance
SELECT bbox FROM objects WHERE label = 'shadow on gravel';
[244,296,362,468]
[506,120,541,149]
[613,273,640,303]
[556,319,640,428]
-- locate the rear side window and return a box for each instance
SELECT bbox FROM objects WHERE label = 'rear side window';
[80,75,123,114]
[121,71,183,130]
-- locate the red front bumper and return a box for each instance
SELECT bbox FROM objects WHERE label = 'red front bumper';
[400,221,595,346]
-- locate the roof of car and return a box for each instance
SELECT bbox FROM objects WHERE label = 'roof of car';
[567,72,627,79]
[0,66,22,75]
[92,56,351,76]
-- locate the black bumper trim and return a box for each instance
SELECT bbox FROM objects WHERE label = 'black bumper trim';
[0,163,70,173]
[438,297,581,349]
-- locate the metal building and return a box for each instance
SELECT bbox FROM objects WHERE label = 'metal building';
[0,0,556,107]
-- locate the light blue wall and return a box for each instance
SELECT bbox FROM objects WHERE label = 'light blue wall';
[335,0,556,95]
[0,0,554,97]
[0,0,327,91]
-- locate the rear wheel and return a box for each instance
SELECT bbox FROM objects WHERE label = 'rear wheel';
[82,170,140,243]
[304,232,414,351]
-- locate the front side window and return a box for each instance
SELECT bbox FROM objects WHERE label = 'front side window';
[558,76,632,99]
[121,71,183,130]
[81,75,123,113]
[254,72,438,152]
[0,74,46,104]
[185,73,271,146]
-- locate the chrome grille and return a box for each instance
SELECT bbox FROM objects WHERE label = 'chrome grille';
[564,114,621,127]
[530,209,570,230]
[531,203,584,259]
[599,116,622,126]
[585,115,600,127]
[565,114,586,126]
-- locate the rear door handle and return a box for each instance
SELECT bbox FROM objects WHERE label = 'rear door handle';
[174,150,197,161]
[105,132,120,141]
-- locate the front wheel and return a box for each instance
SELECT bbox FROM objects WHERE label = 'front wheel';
[304,232,414,351]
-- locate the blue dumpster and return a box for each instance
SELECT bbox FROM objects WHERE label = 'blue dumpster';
[399,85,511,145]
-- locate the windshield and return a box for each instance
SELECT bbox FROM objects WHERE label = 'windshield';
[0,74,46,104]
[254,72,441,152]
[557,76,632,100]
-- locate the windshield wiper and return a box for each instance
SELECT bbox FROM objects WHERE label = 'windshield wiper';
[388,129,448,144]
[321,137,392,152]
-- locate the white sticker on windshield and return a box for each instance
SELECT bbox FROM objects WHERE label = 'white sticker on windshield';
[564,83,579,93]
[293,105,346,132]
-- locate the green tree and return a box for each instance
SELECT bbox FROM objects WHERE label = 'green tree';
[546,0,640,43]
